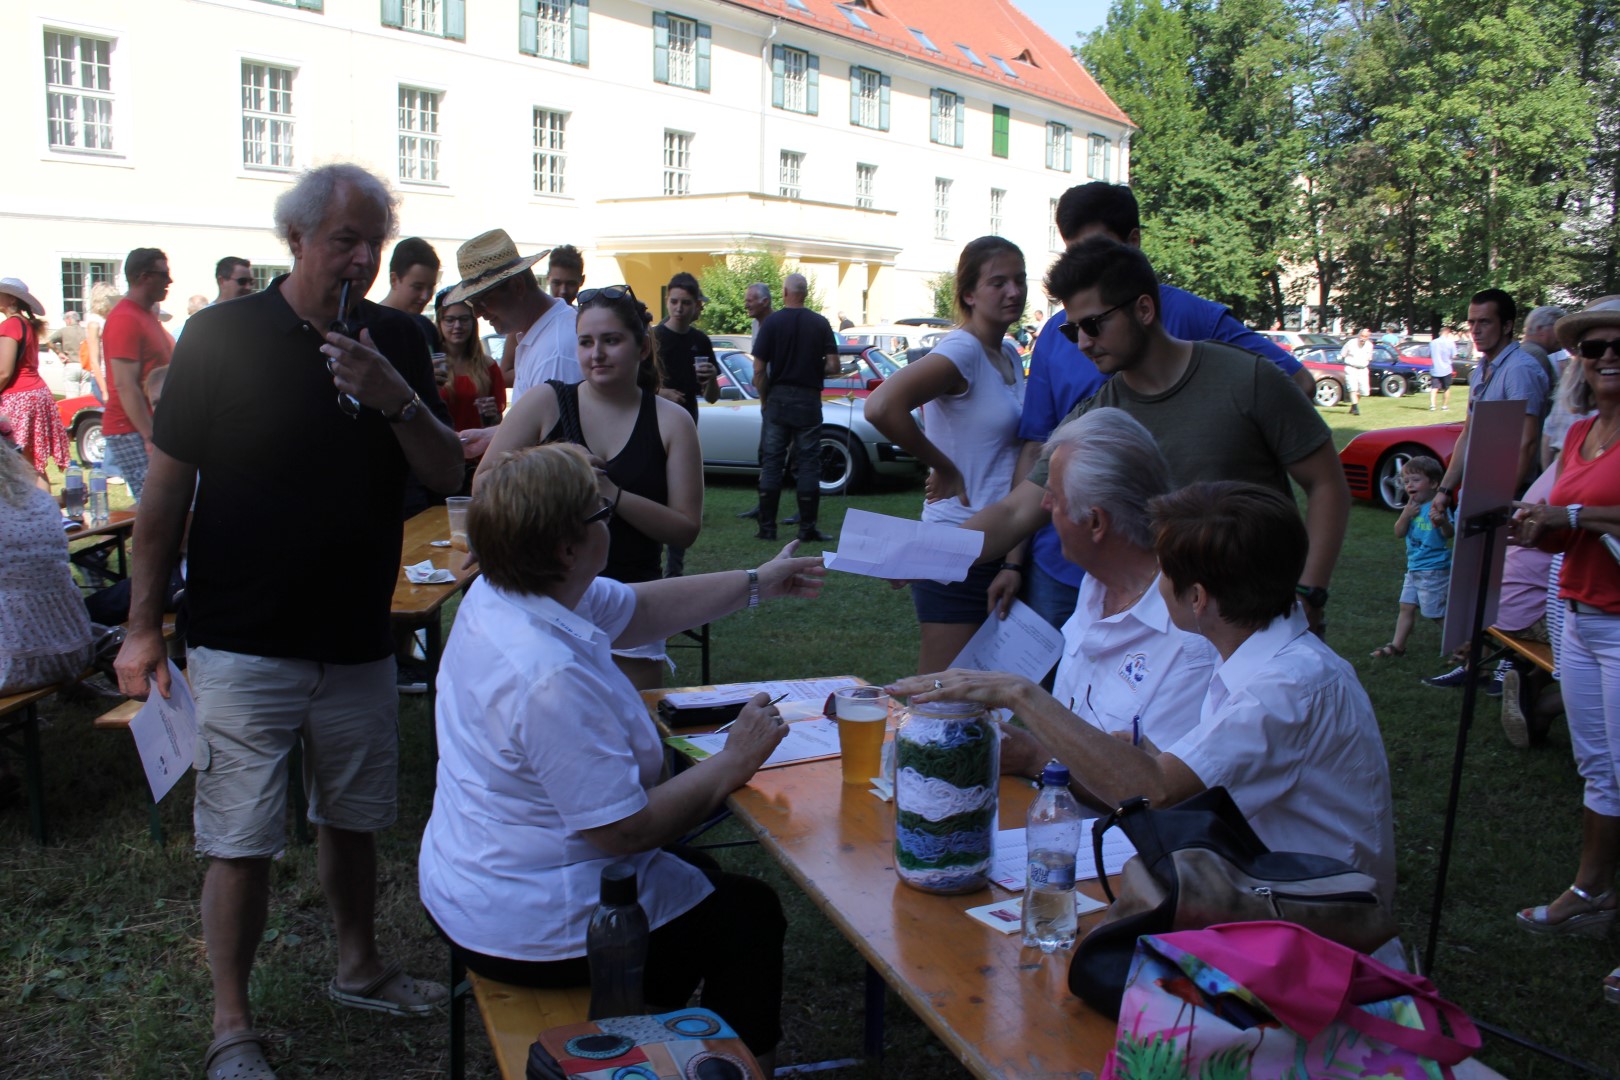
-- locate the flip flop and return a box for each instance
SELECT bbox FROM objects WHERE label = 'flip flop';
[204,1030,275,1080]
[326,961,448,1017]
[1369,643,1405,659]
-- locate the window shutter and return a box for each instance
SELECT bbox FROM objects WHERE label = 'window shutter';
[806,53,819,114]
[878,74,890,131]
[992,105,1008,158]
[1101,137,1109,181]
[695,22,711,91]
[519,0,538,55]
[1064,127,1073,172]
[653,12,670,84]
[445,0,465,40]
[849,66,861,125]
[570,0,589,66]
[953,94,964,147]
[381,0,403,28]
[771,45,785,108]
[295,0,323,10]
[929,89,940,142]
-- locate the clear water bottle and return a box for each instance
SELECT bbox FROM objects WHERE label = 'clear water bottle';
[88,466,109,526]
[63,470,86,521]
[587,862,649,1019]
[1022,761,1082,953]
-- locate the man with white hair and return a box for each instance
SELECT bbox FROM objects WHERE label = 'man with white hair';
[1521,303,1569,382]
[115,162,462,1080]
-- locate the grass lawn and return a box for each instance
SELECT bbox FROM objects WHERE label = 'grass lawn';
[4,385,1617,1078]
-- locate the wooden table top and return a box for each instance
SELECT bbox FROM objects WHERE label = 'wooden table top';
[392,505,479,619]
[64,509,136,541]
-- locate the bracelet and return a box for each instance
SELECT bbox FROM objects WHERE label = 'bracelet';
[746,568,760,609]
[1568,503,1582,530]
[611,485,624,512]
[999,561,1025,574]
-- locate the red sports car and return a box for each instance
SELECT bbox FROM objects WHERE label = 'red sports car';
[1339,421,1465,510]
[56,394,103,466]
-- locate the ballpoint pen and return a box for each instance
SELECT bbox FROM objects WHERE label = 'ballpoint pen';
[713,692,790,735]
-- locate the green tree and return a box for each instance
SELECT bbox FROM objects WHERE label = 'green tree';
[926,271,957,320]
[696,251,826,334]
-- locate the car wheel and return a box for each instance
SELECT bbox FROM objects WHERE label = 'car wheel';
[817,426,871,495]
[1374,443,1430,511]
[75,417,105,467]
[1314,378,1343,408]
[1413,372,1432,393]
[1379,372,1407,398]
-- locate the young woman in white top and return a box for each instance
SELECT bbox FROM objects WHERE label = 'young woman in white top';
[865,237,1028,673]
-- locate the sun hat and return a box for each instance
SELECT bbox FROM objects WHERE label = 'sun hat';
[0,278,45,317]
[441,230,550,307]
[1554,295,1620,352]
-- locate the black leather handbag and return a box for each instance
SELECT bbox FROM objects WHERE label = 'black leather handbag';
[1068,787,1398,1018]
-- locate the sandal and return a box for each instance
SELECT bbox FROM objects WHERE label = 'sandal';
[1370,643,1405,659]
[326,961,448,1017]
[1516,884,1617,937]
[204,1030,275,1079]
[1605,968,1619,1005]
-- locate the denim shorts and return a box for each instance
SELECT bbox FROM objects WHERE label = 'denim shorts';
[911,562,1002,624]
[1400,568,1449,620]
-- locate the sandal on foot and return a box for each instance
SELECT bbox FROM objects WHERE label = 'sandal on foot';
[204,1031,275,1080]
[1516,884,1617,937]
[327,961,448,1017]
[1370,643,1406,659]
[1605,968,1619,1005]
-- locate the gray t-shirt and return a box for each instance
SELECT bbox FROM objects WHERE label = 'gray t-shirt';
[1028,340,1332,494]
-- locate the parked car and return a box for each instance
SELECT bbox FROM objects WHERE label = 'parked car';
[1299,357,1350,407]
[1398,340,1475,385]
[56,394,104,466]
[838,324,934,356]
[1296,342,1433,398]
[893,316,953,328]
[1339,421,1465,510]
[700,346,922,494]
[1257,330,1343,353]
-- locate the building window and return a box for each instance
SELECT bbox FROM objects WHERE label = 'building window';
[989,188,1005,236]
[771,45,818,114]
[397,86,441,183]
[1088,133,1111,180]
[44,31,115,153]
[241,63,295,171]
[60,259,118,317]
[991,104,1009,159]
[933,178,951,241]
[252,264,290,291]
[520,0,588,65]
[849,66,888,130]
[382,0,464,40]
[654,13,708,90]
[663,130,692,196]
[533,108,567,195]
[855,163,875,209]
[908,27,939,52]
[779,151,803,199]
[1046,122,1072,172]
[1049,199,1061,252]
[403,0,440,33]
[930,89,963,148]
[955,44,985,68]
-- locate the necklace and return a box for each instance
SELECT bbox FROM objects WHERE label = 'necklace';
[1101,576,1155,619]
[1594,420,1620,456]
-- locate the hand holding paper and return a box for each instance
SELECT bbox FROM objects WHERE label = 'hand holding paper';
[823,509,984,584]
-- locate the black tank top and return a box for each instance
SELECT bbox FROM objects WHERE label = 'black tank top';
[544,380,668,584]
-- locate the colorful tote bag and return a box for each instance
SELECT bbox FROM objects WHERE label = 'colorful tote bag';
[525,1007,766,1080]
[1102,921,1481,1080]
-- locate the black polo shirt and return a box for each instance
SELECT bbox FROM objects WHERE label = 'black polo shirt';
[753,307,837,390]
[153,277,448,664]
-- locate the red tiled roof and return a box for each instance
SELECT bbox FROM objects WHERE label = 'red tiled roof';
[719,0,1133,127]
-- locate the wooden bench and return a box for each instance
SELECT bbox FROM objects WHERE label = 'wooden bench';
[1487,626,1555,676]
[0,682,70,844]
[448,952,588,1080]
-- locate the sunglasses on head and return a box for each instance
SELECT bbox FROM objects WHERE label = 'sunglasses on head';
[577,285,636,306]
[1058,298,1134,344]
[1577,337,1620,360]
[584,496,614,526]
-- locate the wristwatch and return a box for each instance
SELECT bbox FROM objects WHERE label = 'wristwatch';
[383,391,423,424]
[1296,585,1330,608]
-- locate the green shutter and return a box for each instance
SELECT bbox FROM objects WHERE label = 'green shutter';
[570,0,589,66]
[806,53,819,115]
[1064,127,1073,172]
[445,0,465,40]
[295,0,323,11]
[519,0,538,55]
[879,73,890,131]
[849,66,861,125]
[771,45,785,108]
[1101,136,1109,180]
[929,89,940,142]
[381,0,403,28]
[992,105,1009,159]
[695,22,711,91]
[653,12,670,84]
[953,94,963,147]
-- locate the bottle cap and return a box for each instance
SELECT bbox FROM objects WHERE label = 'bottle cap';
[599,862,638,906]
[1040,761,1071,787]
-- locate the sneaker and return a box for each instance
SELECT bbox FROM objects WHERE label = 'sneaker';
[1423,664,1470,689]
[396,659,430,695]
[1441,405,1450,411]
[1500,669,1530,748]
[1483,663,1506,698]
[1429,405,1436,411]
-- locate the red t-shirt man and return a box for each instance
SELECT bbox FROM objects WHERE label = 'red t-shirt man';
[100,298,173,437]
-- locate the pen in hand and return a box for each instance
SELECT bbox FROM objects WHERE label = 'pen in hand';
[713,693,790,735]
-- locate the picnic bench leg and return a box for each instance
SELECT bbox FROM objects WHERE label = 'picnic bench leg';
[862,963,884,1060]
[21,704,47,846]
[448,942,468,1080]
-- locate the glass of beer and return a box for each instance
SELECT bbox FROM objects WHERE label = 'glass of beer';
[446,496,473,552]
[833,686,890,785]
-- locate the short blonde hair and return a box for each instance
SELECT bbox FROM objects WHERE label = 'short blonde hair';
[89,282,121,318]
[469,443,599,595]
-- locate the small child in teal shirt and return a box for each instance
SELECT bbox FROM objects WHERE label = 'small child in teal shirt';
[1372,455,1454,658]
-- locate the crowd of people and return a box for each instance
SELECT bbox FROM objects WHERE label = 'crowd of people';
[2,161,1617,1077]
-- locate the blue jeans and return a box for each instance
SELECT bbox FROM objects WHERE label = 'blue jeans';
[759,386,822,497]
[1023,560,1082,630]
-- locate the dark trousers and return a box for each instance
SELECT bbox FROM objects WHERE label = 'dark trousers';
[430,847,786,1054]
[759,385,822,497]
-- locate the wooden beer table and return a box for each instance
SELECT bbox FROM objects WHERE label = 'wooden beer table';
[391,505,480,709]
[65,509,137,583]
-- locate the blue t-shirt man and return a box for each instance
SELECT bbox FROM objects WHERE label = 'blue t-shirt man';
[1405,498,1453,573]
[1017,284,1303,627]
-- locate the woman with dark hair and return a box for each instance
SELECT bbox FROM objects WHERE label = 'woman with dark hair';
[433,288,504,434]
[0,279,71,488]
[477,285,702,689]
[864,237,1029,673]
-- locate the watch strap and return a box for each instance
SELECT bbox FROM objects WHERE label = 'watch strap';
[746,568,760,609]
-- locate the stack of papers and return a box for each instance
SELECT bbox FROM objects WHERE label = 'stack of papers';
[823,509,984,584]
[666,718,843,770]
[989,821,1138,891]
[663,677,859,721]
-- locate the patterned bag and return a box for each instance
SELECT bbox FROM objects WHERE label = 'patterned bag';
[525,1007,766,1080]
[1103,921,1480,1080]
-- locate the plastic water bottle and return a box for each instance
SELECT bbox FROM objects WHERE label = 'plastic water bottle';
[587,862,649,1019]
[63,470,86,521]
[87,466,109,526]
[1022,761,1083,953]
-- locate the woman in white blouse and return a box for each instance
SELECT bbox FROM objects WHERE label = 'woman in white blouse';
[418,443,823,1064]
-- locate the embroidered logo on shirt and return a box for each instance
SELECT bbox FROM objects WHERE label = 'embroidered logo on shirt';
[1117,652,1149,692]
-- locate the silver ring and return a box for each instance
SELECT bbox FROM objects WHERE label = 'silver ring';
[326,357,339,374]
[933,679,944,689]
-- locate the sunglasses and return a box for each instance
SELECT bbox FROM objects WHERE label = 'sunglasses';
[1577,337,1620,360]
[577,285,636,306]
[233,276,255,288]
[1059,299,1133,344]
[439,314,474,326]
[584,496,614,526]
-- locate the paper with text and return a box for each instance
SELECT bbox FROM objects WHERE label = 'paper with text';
[990,820,1138,890]
[823,509,984,584]
[666,717,843,769]
[950,599,1065,681]
[129,661,197,803]
[662,677,859,720]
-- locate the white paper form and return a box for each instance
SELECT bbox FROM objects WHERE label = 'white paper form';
[662,677,859,720]
[823,509,984,584]
[666,717,843,769]
[128,661,197,803]
[989,820,1138,891]
[950,599,1065,682]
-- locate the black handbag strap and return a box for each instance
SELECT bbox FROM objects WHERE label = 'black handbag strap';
[1094,797,1149,902]
[547,378,586,446]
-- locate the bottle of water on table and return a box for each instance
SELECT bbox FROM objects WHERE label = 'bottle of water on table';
[88,466,109,526]
[587,862,649,1019]
[63,469,86,522]
[1023,760,1082,952]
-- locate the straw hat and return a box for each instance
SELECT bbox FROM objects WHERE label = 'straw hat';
[0,278,45,317]
[441,230,549,307]
[1555,296,1620,352]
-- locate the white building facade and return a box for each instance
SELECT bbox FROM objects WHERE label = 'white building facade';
[7,0,1132,325]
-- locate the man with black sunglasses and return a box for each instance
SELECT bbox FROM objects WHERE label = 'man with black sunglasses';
[212,256,255,305]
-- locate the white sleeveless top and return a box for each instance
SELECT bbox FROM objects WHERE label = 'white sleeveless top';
[918,329,1025,527]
